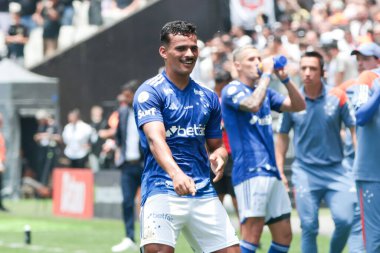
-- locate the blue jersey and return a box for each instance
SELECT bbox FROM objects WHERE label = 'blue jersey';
[351,71,380,182]
[278,84,356,191]
[278,85,355,166]
[133,71,222,205]
[221,80,285,186]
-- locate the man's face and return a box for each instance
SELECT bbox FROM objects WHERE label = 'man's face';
[356,54,379,72]
[68,112,79,123]
[159,34,198,76]
[300,56,322,86]
[234,48,261,81]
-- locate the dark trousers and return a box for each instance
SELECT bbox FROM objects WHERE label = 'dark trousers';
[70,155,88,168]
[120,161,142,241]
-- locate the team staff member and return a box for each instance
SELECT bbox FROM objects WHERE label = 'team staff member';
[221,45,305,253]
[335,42,380,253]
[276,51,356,253]
[350,43,380,253]
[133,20,240,253]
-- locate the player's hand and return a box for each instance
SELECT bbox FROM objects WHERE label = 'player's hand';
[274,67,288,81]
[172,171,196,196]
[280,172,289,192]
[210,153,225,183]
[261,57,274,74]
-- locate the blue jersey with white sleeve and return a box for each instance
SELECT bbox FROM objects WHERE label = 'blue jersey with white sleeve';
[221,80,285,186]
[351,71,380,182]
[133,71,222,205]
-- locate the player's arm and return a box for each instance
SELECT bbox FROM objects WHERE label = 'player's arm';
[206,138,228,183]
[349,126,357,150]
[239,58,274,112]
[355,83,380,126]
[142,121,196,196]
[275,133,290,191]
[274,68,306,112]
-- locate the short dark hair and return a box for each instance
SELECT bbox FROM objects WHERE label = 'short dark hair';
[160,20,197,45]
[121,79,139,93]
[301,51,325,74]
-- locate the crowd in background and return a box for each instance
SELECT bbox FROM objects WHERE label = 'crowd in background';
[0,0,150,67]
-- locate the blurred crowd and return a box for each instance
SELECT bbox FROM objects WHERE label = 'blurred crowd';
[0,0,150,67]
[193,0,380,91]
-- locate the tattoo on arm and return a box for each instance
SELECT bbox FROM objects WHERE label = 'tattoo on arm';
[239,77,270,112]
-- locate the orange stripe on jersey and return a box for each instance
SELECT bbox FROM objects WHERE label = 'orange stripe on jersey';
[329,87,348,107]
[357,70,380,89]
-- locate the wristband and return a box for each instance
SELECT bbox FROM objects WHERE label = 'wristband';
[261,73,271,79]
[281,76,290,85]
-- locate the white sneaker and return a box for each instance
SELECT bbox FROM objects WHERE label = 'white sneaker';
[111,237,138,252]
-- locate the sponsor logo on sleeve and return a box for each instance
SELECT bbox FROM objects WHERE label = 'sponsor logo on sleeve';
[232,91,245,104]
[138,91,150,103]
[227,86,237,95]
[138,108,156,119]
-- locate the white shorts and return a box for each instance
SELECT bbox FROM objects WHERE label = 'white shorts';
[234,176,291,224]
[140,194,239,253]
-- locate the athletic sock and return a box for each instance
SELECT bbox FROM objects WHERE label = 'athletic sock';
[240,240,258,253]
[268,241,290,253]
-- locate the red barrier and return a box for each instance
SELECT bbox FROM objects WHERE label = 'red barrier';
[52,168,94,219]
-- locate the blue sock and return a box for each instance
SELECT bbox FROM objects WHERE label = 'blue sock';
[240,240,258,253]
[268,241,290,253]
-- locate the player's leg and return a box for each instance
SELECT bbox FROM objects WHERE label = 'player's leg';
[357,180,380,253]
[266,179,292,253]
[325,189,355,253]
[142,244,174,253]
[294,188,324,253]
[140,194,188,253]
[241,217,265,246]
[182,197,239,253]
[234,177,274,252]
[226,174,239,217]
[347,202,365,253]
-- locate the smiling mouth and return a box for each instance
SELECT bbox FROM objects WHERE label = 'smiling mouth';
[181,58,196,65]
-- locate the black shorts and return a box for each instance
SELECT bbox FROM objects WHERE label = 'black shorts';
[211,156,236,197]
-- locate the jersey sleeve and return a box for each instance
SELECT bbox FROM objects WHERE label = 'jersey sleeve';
[221,84,250,110]
[268,88,286,112]
[277,112,293,134]
[355,78,380,126]
[351,84,370,110]
[341,99,356,128]
[205,92,222,139]
[133,84,163,128]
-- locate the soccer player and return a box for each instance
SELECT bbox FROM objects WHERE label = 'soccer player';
[349,43,380,253]
[276,51,357,253]
[133,20,240,253]
[221,45,305,253]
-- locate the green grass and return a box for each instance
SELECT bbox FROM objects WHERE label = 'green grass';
[0,200,346,253]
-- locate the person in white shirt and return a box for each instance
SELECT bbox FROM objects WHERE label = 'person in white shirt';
[62,109,92,168]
